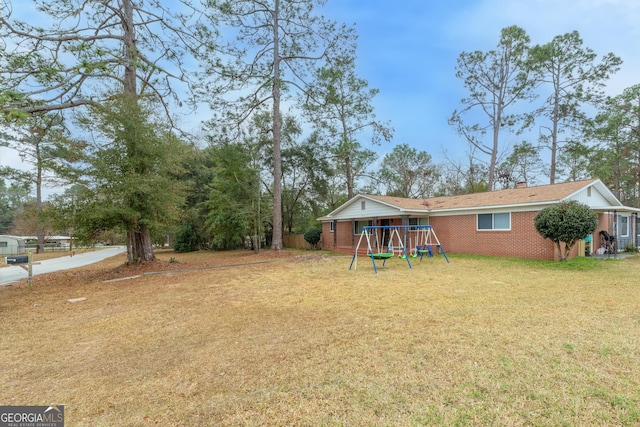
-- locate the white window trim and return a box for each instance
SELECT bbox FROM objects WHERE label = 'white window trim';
[619,215,629,237]
[477,212,511,231]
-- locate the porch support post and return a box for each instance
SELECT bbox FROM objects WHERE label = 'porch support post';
[614,210,618,255]
[401,215,410,247]
[351,218,356,247]
[634,213,638,249]
[373,217,378,250]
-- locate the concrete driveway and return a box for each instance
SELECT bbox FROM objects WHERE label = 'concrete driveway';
[0,246,127,286]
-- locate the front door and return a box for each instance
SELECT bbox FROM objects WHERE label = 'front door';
[380,219,390,247]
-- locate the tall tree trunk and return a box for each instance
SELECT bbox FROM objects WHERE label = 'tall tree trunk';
[345,155,354,199]
[549,69,561,185]
[35,151,44,254]
[122,0,155,263]
[126,230,135,264]
[489,119,499,191]
[31,118,58,254]
[122,0,137,96]
[341,124,355,199]
[270,0,283,250]
[136,224,155,261]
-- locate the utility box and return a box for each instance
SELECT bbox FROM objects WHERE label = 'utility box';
[6,256,29,264]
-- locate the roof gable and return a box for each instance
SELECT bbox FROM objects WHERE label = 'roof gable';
[321,195,405,219]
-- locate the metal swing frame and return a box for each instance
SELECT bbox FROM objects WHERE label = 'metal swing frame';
[349,226,411,273]
[349,225,450,273]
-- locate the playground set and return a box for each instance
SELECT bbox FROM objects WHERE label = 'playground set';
[349,225,449,273]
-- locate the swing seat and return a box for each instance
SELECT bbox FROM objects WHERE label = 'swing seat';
[418,245,433,260]
[369,252,393,259]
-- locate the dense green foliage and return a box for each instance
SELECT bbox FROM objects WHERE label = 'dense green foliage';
[205,142,261,250]
[303,227,321,249]
[0,181,30,234]
[73,100,186,259]
[534,201,598,261]
[173,223,201,253]
[378,143,439,198]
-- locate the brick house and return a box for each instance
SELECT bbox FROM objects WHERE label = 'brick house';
[318,179,640,261]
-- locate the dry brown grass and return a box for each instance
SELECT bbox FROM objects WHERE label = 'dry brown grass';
[1,249,639,426]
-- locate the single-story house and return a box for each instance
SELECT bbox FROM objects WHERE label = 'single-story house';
[318,179,640,261]
[1,236,73,254]
[0,235,26,255]
[22,235,72,248]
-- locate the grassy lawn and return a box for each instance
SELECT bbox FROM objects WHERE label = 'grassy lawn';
[1,249,639,426]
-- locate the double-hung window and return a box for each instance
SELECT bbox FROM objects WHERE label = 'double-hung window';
[619,215,629,237]
[477,213,510,230]
[409,217,429,226]
[354,220,372,235]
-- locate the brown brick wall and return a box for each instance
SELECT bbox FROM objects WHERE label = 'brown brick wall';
[428,212,559,260]
[323,210,596,260]
[322,220,356,251]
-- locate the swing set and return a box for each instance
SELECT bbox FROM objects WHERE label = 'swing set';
[349,225,449,273]
[409,225,450,263]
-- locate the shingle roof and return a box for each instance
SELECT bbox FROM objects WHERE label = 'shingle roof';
[364,179,600,212]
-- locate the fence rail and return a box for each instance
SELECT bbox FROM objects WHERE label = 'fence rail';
[283,234,319,250]
[0,245,73,256]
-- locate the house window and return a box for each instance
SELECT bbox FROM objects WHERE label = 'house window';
[329,222,335,233]
[0,242,7,248]
[361,201,366,210]
[477,213,511,230]
[354,220,372,235]
[409,217,429,226]
[619,215,629,237]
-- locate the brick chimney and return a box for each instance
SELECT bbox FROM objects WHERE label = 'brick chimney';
[517,181,528,188]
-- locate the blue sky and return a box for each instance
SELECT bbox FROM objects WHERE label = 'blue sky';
[2,0,640,195]
[319,0,640,167]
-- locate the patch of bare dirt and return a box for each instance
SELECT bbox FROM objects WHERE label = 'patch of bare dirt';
[289,253,329,263]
